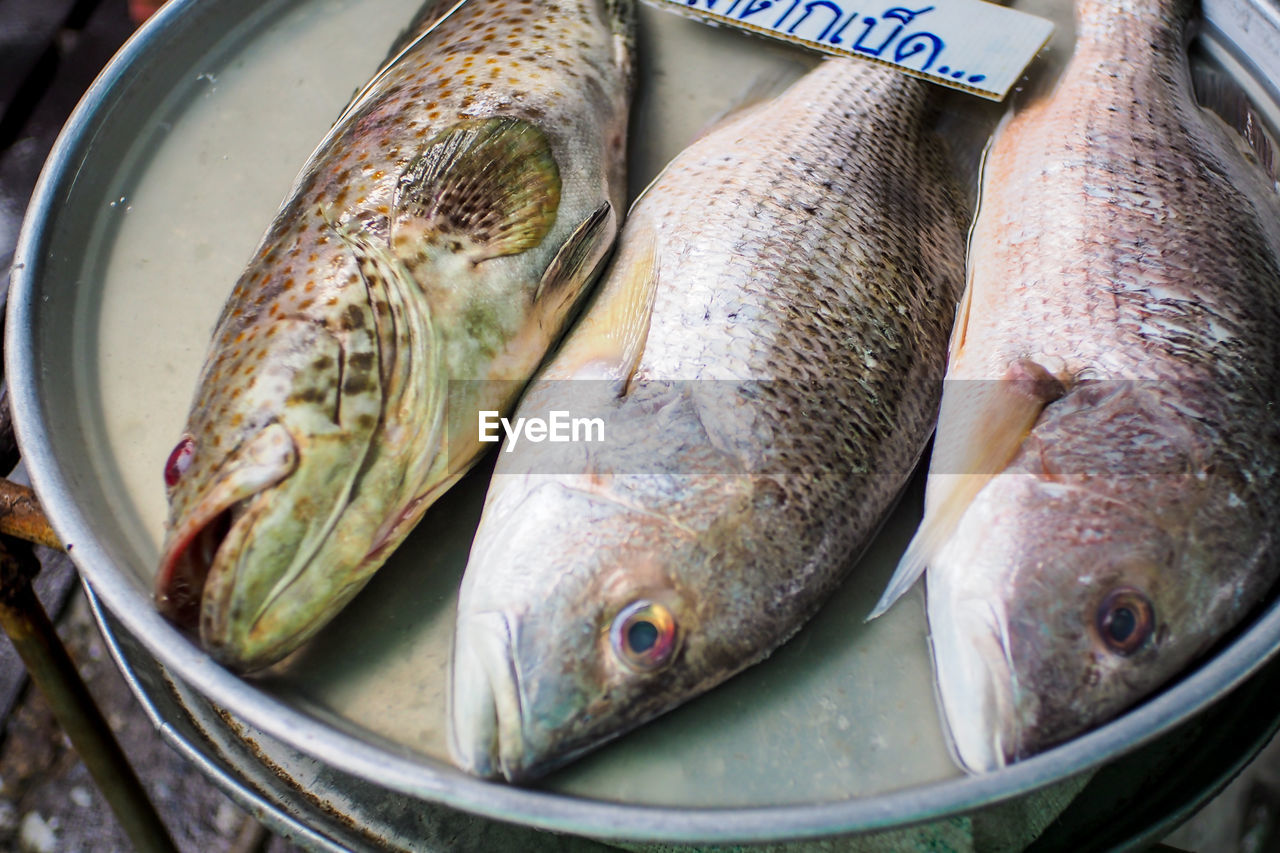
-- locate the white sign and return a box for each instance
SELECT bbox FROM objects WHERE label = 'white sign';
[651,0,1054,100]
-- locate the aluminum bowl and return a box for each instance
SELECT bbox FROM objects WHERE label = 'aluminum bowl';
[8,0,1280,846]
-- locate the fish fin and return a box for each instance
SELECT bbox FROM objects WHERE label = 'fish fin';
[541,225,659,385]
[393,118,562,267]
[948,266,975,367]
[382,0,462,67]
[1192,62,1277,184]
[940,101,1003,223]
[867,359,1066,620]
[313,0,469,166]
[534,201,617,305]
[948,109,1010,367]
[607,237,659,391]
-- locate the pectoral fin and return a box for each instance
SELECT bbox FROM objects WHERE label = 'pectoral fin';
[393,118,562,269]
[868,359,1066,619]
[534,201,616,305]
[542,224,659,389]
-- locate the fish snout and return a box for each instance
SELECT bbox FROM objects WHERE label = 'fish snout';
[448,611,527,781]
[930,595,1025,773]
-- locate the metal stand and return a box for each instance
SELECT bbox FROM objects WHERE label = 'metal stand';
[0,481,177,853]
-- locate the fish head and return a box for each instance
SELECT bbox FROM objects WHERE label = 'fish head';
[449,475,752,782]
[927,478,1181,771]
[927,385,1265,772]
[156,316,385,670]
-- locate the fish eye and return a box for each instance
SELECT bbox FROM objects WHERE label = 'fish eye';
[164,435,196,488]
[1096,587,1155,656]
[610,599,678,673]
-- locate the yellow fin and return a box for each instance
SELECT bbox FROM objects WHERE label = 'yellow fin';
[541,224,659,387]
[867,359,1066,619]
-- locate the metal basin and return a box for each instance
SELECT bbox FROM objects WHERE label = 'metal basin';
[7,0,1280,846]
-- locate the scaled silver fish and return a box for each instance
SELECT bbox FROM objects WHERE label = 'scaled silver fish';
[871,0,1280,771]
[155,0,635,670]
[448,58,969,781]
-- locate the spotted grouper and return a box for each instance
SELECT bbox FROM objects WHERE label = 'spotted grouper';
[156,0,635,671]
[870,0,1280,771]
[447,57,970,782]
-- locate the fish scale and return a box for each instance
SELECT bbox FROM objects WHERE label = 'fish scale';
[156,0,634,670]
[873,0,1280,772]
[448,57,969,782]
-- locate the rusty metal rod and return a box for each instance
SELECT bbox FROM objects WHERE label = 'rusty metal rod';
[0,479,61,550]
[0,540,178,852]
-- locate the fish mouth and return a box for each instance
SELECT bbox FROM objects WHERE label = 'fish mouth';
[448,611,528,781]
[155,423,297,636]
[929,595,1026,773]
[154,507,235,631]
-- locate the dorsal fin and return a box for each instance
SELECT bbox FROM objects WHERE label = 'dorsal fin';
[318,0,470,158]
[382,0,462,66]
[534,201,616,306]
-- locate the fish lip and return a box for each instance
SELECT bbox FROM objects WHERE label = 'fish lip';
[448,611,528,782]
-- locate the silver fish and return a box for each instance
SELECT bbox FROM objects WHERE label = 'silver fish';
[155,0,635,670]
[872,0,1280,771]
[448,58,969,781]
